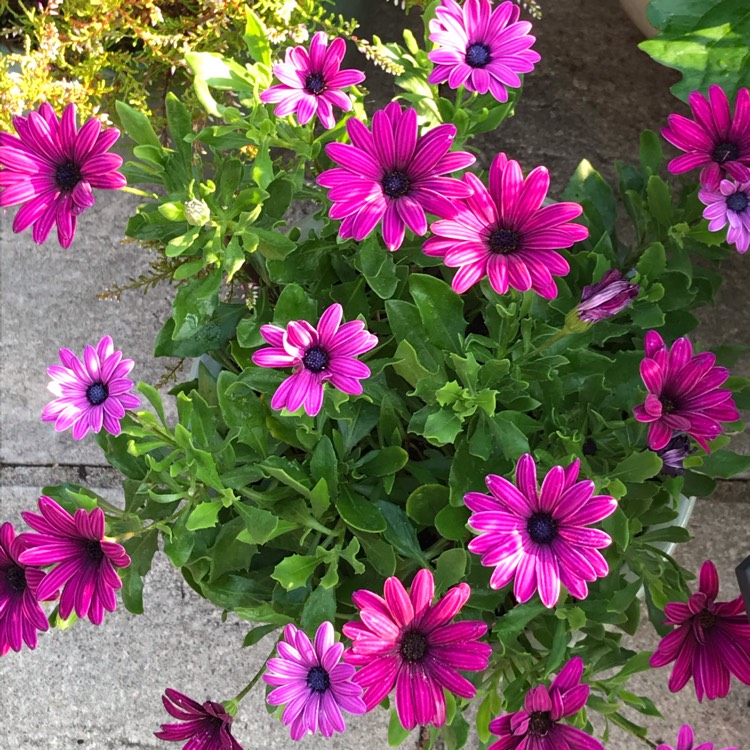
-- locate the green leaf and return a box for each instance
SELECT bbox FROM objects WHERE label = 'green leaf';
[310,436,338,499]
[406,484,450,526]
[165,92,193,170]
[611,451,663,483]
[602,507,630,550]
[408,274,466,352]
[609,651,655,684]
[434,548,467,593]
[171,271,222,341]
[336,488,387,532]
[375,501,428,563]
[388,709,411,745]
[639,129,663,173]
[242,623,279,647]
[646,176,673,225]
[115,101,163,150]
[563,159,616,236]
[243,8,272,66]
[164,509,195,568]
[693,449,750,478]
[637,242,667,279]
[301,586,336,632]
[234,503,280,544]
[186,501,222,531]
[435,505,470,541]
[356,446,409,477]
[355,235,399,299]
[272,554,323,591]
[274,283,317,326]
[357,533,398,577]
[121,529,158,615]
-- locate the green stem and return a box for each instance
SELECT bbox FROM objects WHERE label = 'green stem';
[454,85,465,116]
[128,411,178,446]
[111,508,185,543]
[225,638,280,711]
[520,329,568,361]
[120,185,160,199]
[608,714,658,749]
[237,489,337,535]
[96,497,127,517]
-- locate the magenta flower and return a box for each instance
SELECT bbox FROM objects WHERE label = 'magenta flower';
[488,657,603,750]
[317,101,475,251]
[650,560,750,702]
[464,455,616,607]
[260,31,365,130]
[252,303,377,417]
[576,269,639,323]
[699,178,750,254]
[263,621,366,740]
[0,522,49,655]
[663,85,750,190]
[343,568,491,731]
[18,496,130,626]
[427,0,540,103]
[155,688,243,750]
[423,152,587,298]
[657,724,738,750]
[41,335,140,440]
[0,102,126,248]
[633,331,739,452]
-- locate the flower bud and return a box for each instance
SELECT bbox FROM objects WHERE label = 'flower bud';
[655,433,694,477]
[576,269,639,323]
[184,198,211,226]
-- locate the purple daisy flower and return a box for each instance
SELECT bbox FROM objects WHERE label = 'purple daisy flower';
[0,102,126,248]
[657,724,738,750]
[18,496,131,626]
[317,101,475,251]
[41,335,140,440]
[0,522,49,656]
[464,455,617,608]
[663,85,750,190]
[343,568,491,731]
[423,152,588,298]
[488,657,603,750]
[699,178,750,254]
[252,303,377,417]
[633,331,739,452]
[655,433,694,477]
[576,269,639,323]
[155,688,243,750]
[263,621,366,740]
[650,560,750,702]
[427,0,540,103]
[259,31,365,130]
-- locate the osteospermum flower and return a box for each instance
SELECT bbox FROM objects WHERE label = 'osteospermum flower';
[18,496,130,625]
[252,303,377,417]
[0,522,49,655]
[655,433,694,477]
[650,560,750,702]
[263,621,366,740]
[575,269,639,323]
[317,101,475,251]
[260,31,365,129]
[427,0,540,103]
[657,724,738,750]
[488,657,603,750]
[663,85,750,190]
[633,331,739,451]
[0,102,126,248]
[698,178,750,254]
[464,455,617,607]
[41,335,139,440]
[343,568,491,730]
[423,152,587,298]
[155,688,243,750]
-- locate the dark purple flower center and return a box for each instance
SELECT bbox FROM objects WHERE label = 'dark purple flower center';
[660,397,677,414]
[727,191,749,213]
[528,711,553,736]
[306,665,331,693]
[302,346,329,373]
[712,141,739,164]
[86,381,109,406]
[697,609,716,630]
[304,72,327,96]
[85,539,105,562]
[381,170,411,199]
[399,630,428,662]
[5,564,27,593]
[55,160,82,191]
[527,512,557,545]
[465,42,492,68]
[488,227,520,254]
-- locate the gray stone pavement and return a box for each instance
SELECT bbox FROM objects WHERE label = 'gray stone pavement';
[1,0,749,747]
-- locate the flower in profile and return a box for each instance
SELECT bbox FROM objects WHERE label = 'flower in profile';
[263,621,366,740]
[343,568,491,730]
[155,688,243,749]
[0,522,49,655]
[650,560,750,702]
[41,335,139,440]
[655,433,694,477]
[0,102,126,248]
[488,657,603,750]
[18,496,131,625]
[633,331,739,451]
[657,724,738,750]
[252,303,377,417]
[260,31,365,129]
[662,85,750,190]
[698,178,750,254]
[427,0,540,103]
[464,454,616,607]
[576,269,639,323]
[317,101,475,251]
[423,152,587,299]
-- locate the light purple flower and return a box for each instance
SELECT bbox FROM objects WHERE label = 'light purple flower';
[18,496,130,626]
[252,303,377,417]
[699,178,750,253]
[263,621,366,740]
[317,101,475,251]
[655,433,694,477]
[0,102,126,248]
[41,335,140,440]
[576,269,639,323]
[657,724,738,750]
[427,0,540,103]
[260,31,365,130]
[464,455,617,607]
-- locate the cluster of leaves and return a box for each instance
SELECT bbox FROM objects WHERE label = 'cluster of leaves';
[45,7,750,749]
